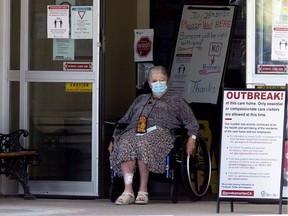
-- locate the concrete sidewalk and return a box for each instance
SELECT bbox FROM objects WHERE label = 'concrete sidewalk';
[0,197,287,216]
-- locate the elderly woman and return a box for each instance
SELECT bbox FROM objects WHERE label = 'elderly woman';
[108,65,199,205]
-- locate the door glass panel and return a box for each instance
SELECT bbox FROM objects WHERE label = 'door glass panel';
[255,0,288,68]
[28,82,92,181]
[9,82,20,132]
[29,0,93,71]
[10,0,21,70]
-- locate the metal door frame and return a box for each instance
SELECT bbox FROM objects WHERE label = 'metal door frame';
[2,0,101,197]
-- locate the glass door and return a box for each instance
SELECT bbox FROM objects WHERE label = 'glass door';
[9,0,100,196]
[246,0,288,198]
[246,0,288,87]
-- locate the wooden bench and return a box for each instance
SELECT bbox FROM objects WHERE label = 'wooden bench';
[0,129,40,199]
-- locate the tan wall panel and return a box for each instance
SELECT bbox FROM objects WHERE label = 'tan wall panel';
[104,0,138,117]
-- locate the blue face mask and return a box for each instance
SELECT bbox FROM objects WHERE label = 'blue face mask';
[151,81,167,98]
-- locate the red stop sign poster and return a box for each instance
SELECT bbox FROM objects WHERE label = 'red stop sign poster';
[137,37,151,57]
[134,29,154,62]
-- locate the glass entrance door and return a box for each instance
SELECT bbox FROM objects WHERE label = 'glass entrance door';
[9,0,100,196]
[29,82,92,182]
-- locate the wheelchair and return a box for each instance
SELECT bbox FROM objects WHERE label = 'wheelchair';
[109,123,212,203]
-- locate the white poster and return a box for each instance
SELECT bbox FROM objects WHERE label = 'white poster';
[271,25,288,61]
[219,89,286,199]
[53,39,75,60]
[71,6,93,39]
[134,29,154,62]
[47,5,70,39]
[169,5,236,104]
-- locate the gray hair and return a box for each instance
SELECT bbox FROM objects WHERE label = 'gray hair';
[147,65,169,82]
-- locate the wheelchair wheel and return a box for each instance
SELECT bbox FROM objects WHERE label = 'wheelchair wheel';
[181,136,211,201]
[109,176,124,202]
[170,183,178,204]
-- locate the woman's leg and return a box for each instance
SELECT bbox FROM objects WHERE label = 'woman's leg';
[114,160,136,204]
[137,160,150,192]
[121,160,136,194]
[135,160,150,204]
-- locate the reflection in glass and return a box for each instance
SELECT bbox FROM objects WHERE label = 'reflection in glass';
[28,82,92,181]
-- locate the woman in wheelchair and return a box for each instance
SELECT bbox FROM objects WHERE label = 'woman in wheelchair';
[108,65,199,205]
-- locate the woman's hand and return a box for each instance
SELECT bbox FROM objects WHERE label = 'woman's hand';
[108,141,113,155]
[186,137,196,158]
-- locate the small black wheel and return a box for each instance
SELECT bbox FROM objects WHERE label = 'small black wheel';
[170,183,178,203]
[181,136,211,201]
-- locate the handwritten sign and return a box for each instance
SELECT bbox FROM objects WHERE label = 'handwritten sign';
[219,89,286,199]
[169,5,236,104]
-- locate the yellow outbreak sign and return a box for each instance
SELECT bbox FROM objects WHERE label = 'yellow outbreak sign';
[65,83,92,92]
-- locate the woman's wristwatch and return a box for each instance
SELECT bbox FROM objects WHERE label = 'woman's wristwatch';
[191,135,197,140]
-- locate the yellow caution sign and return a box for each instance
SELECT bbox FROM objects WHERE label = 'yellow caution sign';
[65,83,92,92]
[199,120,218,194]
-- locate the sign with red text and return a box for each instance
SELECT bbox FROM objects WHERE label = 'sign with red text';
[257,65,288,74]
[134,29,154,62]
[47,5,70,38]
[271,25,288,61]
[219,89,286,199]
[63,62,92,71]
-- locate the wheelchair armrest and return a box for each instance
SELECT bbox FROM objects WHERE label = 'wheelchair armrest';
[116,123,188,137]
[170,127,188,137]
[110,123,129,143]
[115,123,129,130]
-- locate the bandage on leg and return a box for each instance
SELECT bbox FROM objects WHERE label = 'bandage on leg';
[124,173,133,185]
